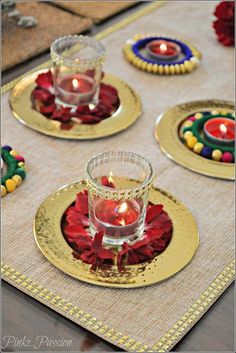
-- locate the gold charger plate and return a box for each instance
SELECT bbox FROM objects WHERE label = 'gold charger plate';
[33,178,199,288]
[9,69,142,140]
[155,99,235,180]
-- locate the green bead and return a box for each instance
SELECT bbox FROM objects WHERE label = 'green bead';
[15,168,26,180]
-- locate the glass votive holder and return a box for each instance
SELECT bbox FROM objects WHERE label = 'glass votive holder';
[50,35,105,107]
[85,151,154,246]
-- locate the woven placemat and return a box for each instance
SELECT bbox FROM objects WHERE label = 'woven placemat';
[2,2,92,71]
[54,0,137,23]
[2,2,235,352]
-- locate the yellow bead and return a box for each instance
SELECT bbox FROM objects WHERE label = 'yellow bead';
[180,64,186,74]
[5,179,16,193]
[10,149,18,157]
[164,65,170,74]
[186,136,198,149]
[152,64,158,74]
[158,65,164,75]
[18,162,25,168]
[184,60,193,72]
[169,65,175,74]
[141,61,147,71]
[194,113,203,119]
[193,142,204,154]
[183,131,193,140]
[183,120,193,128]
[1,185,7,197]
[211,110,219,115]
[147,63,153,72]
[212,149,222,161]
[175,64,181,74]
[12,175,22,187]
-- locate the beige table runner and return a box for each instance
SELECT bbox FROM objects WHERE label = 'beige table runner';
[2,2,92,71]
[53,0,137,23]
[2,2,235,351]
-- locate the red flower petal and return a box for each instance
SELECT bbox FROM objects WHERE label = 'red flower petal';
[66,207,89,227]
[77,114,101,124]
[101,176,115,188]
[145,204,164,224]
[97,248,115,259]
[63,224,88,238]
[32,88,55,102]
[75,191,88,215]
[35,71,53,89]
[92,230,104,249]
[40,104,57,115]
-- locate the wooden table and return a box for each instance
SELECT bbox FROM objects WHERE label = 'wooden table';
[2,3,234,352]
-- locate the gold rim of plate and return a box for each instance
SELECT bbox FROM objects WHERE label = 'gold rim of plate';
[9,69,142,140]
[33,178,199,288]
[155,99,235,180]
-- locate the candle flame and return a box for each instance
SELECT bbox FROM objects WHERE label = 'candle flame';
[72,79,79,90]
[160,43,167,52]
[108,171,114,183]
[220,123,227,134]
[117,202,128,214]
[119,219,126,226]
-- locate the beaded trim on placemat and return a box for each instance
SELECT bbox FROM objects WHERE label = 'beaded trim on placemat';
[1,260,234,352]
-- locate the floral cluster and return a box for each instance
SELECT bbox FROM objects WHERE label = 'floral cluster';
[62,179,173,271]
[32,70,120,127]
[213,1,235,46]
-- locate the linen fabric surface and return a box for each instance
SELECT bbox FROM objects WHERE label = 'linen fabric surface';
[2,1,234,351]
[53,1,137,23]
[2,2,92,71]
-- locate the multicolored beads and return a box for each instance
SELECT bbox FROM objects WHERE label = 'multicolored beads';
[1,145,26,197]
[180,111,235,163]
[123,34,201,75]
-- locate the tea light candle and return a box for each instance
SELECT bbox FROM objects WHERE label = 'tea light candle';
[204,117,235,146]
[146,40,181,61]
[56,73,96,106]
[94,198,141,239]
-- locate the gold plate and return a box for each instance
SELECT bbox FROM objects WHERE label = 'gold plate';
[155,99,235,180]
[9,69,142,140]
[33,179,199,288]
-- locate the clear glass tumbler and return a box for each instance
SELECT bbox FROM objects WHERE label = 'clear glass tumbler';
[50,35,105,107]
[85,151,154,246]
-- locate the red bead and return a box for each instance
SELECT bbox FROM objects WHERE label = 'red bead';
[15,155,25,162]
[222,152,233,163]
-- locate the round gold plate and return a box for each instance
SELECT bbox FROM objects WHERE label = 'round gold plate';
[33,179,199,288]
[155,99,235,180]
[9,69,142,140]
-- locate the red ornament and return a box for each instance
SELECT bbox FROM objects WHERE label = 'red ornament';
[213,1,235,46]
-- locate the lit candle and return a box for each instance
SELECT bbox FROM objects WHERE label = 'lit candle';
[56,73,96,106]
[204,117,235,146]
[93,198,141,241]
[146,40,181,61]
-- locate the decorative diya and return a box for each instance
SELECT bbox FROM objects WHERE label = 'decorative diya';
[123,34,201,75]
[1,145,26,197]
[34,170,199,288]
[9,69,141,139]
[155,99,235,180]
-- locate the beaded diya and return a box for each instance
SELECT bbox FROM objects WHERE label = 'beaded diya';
[123,34,201,75]
[9,69,141,140]
[33,178,199,288]
[155,99,235,180]
[1,145,26,197]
